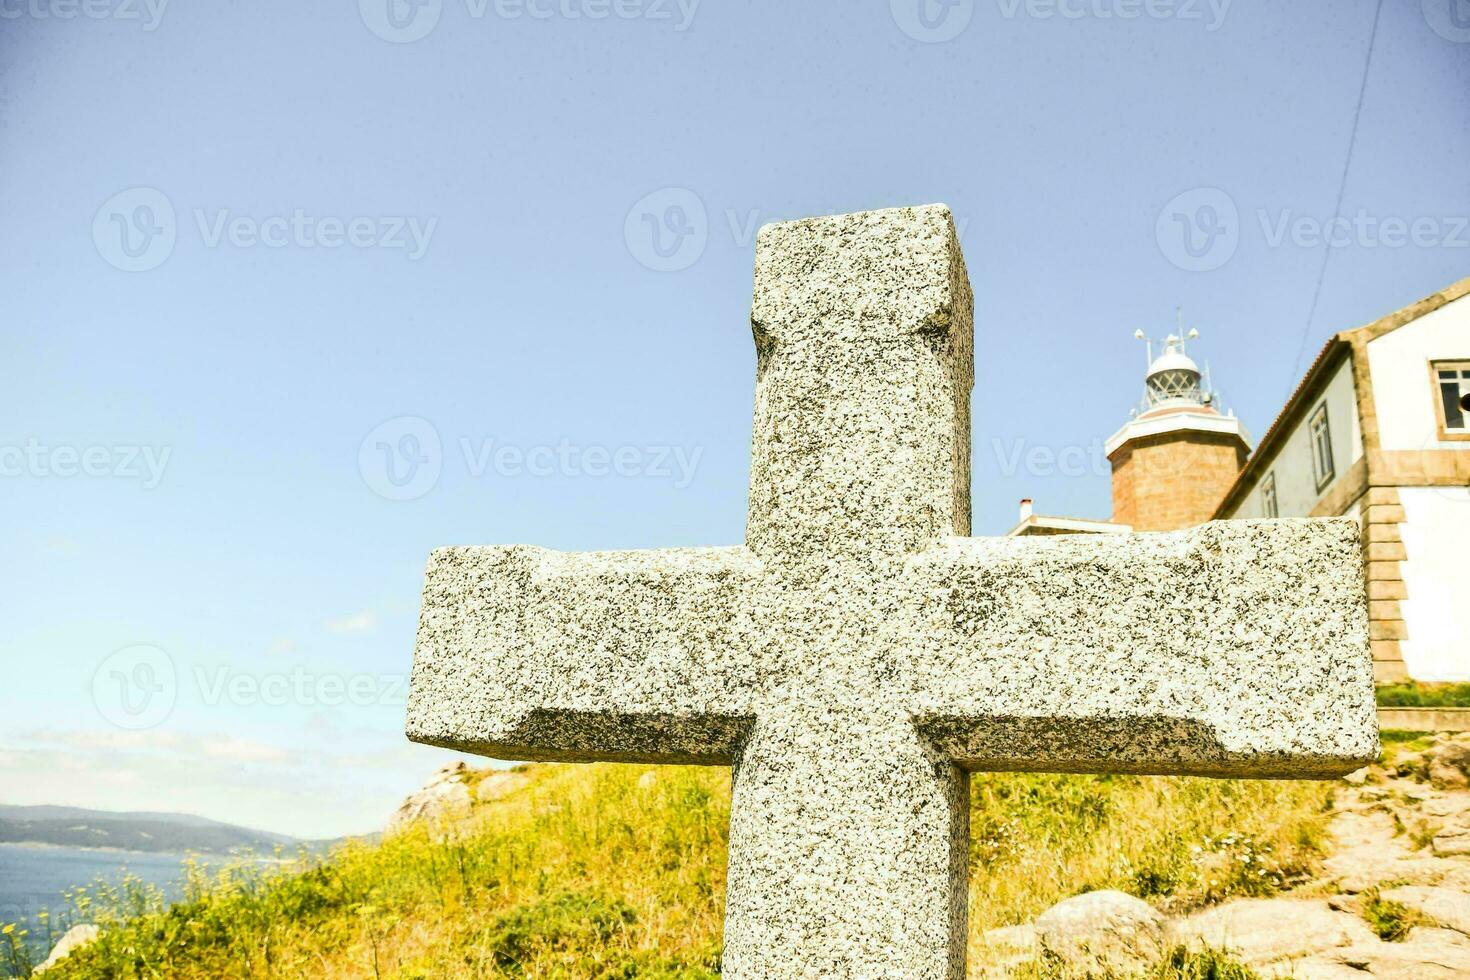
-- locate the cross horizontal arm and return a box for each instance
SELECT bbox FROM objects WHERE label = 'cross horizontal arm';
[407,544,763,764]
[900,519,1378,778]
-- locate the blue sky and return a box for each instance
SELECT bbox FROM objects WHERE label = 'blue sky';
[1,0,1467,838]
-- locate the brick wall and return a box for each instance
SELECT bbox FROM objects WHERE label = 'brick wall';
[1110,432,1248,532]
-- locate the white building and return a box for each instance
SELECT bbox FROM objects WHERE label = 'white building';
[1214,275,1470,682]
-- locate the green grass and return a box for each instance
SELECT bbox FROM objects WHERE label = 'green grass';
[1146,946,1258,980]
[1360,887,1425,942]
[1377,682,1470,708]
[4,765,1334,979]
[1380,729,1436,745]
[1009,945,1259,979]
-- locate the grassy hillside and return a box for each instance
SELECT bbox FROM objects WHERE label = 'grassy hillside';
[4,764,1334,978]
[0,805,300,856]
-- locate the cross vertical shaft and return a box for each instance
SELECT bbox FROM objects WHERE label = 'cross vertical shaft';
[746,207,973,568]
[724,711,969,979]
[725,206,979,977]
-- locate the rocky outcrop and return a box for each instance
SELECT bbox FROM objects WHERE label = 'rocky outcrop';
[984,732,1470,977]
[1172,898,1376,967]
[391,762,537,839]
[475,769,530,803]
[1033,890,1166,973]
[1433,825,1470,856]
[1379,885,1470,937]
[390,761,473,830]
[35,924,99,974]
[1309,927,1470,979]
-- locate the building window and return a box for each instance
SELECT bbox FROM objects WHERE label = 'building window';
[1309,403,1335,491]
[1262,471,1278,518]
[1432,360,1470,440]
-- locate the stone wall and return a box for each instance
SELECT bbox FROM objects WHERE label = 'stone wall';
[1359,486,1410,683]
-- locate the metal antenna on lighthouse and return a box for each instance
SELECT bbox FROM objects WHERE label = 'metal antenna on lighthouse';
[1175,307,1200,355]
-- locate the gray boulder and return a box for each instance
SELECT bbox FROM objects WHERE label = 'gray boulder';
[1034,889,1166,972]
[1437,738,1470,773]
[35,924,99,974]
[390,760,473,830]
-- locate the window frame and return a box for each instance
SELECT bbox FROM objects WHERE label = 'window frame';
[1429,359,1470,442]
[1261,471,1279,518]
[1309,402,1335,492]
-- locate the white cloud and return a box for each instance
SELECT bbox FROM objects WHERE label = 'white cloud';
[28,729,188,753]
[325,610,378,635]
[197,736,292,764]
[19,729,289,766]
[0,726,455,839]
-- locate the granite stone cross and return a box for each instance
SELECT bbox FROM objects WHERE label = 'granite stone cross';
[407,205,1378,978]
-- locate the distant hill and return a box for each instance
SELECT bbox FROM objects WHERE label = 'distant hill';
[0,804,301,855]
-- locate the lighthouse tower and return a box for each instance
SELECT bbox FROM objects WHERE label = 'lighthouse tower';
[1105,323,1251,532]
